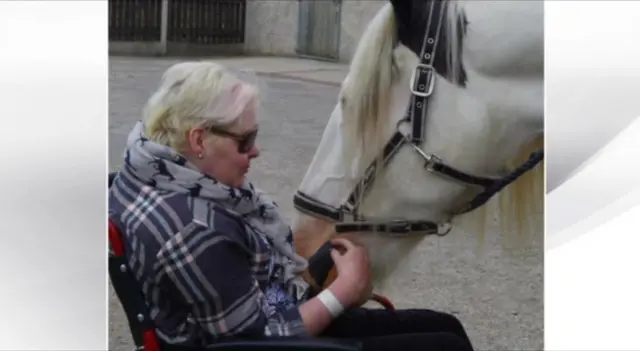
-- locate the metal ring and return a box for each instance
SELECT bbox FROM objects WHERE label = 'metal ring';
[436,221,453,236]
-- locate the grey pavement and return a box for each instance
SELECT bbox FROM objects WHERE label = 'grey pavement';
[109,56,543,351]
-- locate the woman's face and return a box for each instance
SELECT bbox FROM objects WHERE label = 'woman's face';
[189,100,260,188]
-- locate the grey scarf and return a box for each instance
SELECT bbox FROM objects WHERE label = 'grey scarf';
[123,121,310,300]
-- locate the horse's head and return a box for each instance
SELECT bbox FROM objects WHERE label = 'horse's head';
[291,0,544,290]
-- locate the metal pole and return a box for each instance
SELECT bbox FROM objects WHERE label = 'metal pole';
[160,0,168,55]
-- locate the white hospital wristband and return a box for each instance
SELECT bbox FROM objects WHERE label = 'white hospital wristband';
[317,289,345,318]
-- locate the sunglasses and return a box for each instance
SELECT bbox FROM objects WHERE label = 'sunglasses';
[207,125,258,154]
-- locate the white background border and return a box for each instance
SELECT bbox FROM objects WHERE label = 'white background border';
[1,1,639,350]
[0,1,108,349]
[545,1,640,350]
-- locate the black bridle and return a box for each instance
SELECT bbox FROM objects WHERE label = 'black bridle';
[294,1,543,238]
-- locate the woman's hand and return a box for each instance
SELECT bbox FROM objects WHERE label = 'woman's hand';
[327,237,372,307]
[298,236,373,336]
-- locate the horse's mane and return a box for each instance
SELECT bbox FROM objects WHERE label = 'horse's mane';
[339,1,464,171]
[336,0,543,245]
[338,3,397,173]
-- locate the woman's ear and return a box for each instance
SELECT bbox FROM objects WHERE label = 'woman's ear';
[186,127,206,156]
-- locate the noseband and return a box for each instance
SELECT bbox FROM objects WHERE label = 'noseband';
[294,1,543,237]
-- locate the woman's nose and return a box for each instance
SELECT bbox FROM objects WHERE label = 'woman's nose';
[248,144,260,158]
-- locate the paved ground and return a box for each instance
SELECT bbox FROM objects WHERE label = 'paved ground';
[109,56,543,351]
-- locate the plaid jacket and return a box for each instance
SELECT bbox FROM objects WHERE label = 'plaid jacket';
[108,170,309,347]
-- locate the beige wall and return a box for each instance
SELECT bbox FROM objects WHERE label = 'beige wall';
[338,0,386,62]
[244,0,386,63]
[108,0,298,57]
[244,0,299,56]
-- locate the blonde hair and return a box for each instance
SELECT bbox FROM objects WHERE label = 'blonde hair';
[142,61,259,152]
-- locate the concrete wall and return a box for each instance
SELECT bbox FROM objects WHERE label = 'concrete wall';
[338,0,386,62]
[244,0,299,57]
[109,0,388,63]
[244,0,387,63]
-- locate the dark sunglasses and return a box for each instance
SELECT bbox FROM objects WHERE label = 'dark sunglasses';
[207,125,258,154]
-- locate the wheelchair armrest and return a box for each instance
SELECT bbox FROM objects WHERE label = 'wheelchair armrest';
[159,337,361,351]
[205,337,362,351]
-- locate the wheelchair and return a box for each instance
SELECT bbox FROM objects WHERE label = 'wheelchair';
[108,171,392,350]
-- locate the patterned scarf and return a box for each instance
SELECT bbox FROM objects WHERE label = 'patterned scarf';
[123,121,310,303]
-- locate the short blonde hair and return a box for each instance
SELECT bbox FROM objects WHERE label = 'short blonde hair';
[142,61,259,153]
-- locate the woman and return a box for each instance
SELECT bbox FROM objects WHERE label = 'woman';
[108,61,474,351]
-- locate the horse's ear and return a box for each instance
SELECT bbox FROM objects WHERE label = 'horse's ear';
[389,0,411,26]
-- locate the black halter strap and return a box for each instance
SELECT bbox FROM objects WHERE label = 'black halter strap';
[409,0,445,144]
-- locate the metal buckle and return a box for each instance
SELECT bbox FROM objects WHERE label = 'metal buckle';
[424,154,442,172]
[436,220,453,236]
[410,63,435,98]
[408,142,442,172]
[388,220,411,236]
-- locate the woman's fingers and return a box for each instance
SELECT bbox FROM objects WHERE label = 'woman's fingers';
[330,237,355,251]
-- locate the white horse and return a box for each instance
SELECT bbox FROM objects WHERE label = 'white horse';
[290,0,544,293]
